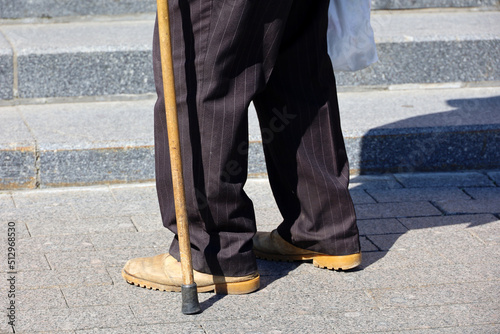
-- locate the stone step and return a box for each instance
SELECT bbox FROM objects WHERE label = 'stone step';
[0,0,156,20]
[1,0,498,20]
[371,0,499,10]
[1,86,499,189]
[1,10,498,102]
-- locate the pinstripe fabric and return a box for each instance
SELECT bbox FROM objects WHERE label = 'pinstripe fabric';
[153,0,360,277]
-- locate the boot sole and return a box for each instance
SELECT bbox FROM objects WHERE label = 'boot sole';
[254,251,362,270]
[121,269,260,295]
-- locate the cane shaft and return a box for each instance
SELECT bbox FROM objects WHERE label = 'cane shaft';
[156,0,195,286]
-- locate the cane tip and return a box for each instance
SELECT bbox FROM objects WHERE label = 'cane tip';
[181,283,202,315]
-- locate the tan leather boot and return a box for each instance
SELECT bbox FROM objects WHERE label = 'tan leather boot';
[253,230,361,270]
[122,253,260,294]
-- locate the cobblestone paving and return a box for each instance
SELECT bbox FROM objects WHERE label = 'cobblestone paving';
[0,171,499,333]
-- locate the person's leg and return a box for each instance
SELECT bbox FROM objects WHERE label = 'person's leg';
[139,0,292,279]
[252,0,361,268]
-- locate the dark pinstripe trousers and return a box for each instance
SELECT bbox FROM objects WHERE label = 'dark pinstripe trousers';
[153,0,360,277]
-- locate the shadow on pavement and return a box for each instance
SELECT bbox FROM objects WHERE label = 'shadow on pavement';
[352,95,500,268]
[198,260,300,310]
[357,95,500,174]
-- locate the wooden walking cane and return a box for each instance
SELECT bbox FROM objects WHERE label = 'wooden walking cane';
[156,0,201,315]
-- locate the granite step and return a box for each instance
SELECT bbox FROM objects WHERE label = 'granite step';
[1,10,499,101]
[1,0,498,20]
[1,86,498,189]
[0,0,156,20]
[371,0,500,10]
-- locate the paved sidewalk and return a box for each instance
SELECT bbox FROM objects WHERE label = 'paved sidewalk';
[0,171,499,333]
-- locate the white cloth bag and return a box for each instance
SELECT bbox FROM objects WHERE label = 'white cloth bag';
[327,0,378,72]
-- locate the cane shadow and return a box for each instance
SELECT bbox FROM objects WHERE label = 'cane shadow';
[354,94,500,269]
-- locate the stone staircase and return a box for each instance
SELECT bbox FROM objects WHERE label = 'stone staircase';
[1,0,499,189]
